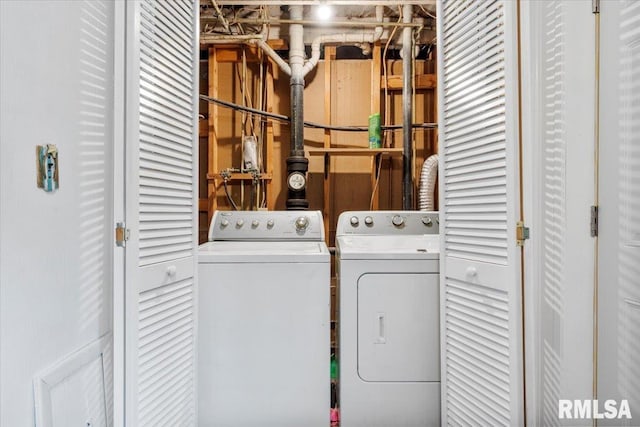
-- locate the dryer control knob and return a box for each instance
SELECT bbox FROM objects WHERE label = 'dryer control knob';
[236,219,244,227]
[392,215,405,227]
[295,216,309,231]
[266,219,275,229]
[364,216,374,226]
[422,217,433,227]
[220,219,229,228]
[251,220,260,228]
[350,216,359,226]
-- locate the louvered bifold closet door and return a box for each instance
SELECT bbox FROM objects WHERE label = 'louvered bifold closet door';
[123,0,198,426]
[436,0,524,425]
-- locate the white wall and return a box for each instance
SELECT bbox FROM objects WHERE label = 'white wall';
[0,1,114,426]
[521,1,596,425]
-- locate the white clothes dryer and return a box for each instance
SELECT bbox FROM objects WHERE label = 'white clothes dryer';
[336,211,440,427]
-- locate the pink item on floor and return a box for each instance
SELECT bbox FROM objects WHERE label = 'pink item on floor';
[330,408,340,423]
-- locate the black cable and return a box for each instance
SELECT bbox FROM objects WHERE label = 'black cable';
[222,179,239,210]
[199,94,437,132]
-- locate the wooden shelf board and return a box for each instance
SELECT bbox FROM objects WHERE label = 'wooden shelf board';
[381,73,437,90]
[307,147,404,156]
[207,172,273,181]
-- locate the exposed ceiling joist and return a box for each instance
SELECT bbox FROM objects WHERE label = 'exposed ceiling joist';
[206,1,435,5]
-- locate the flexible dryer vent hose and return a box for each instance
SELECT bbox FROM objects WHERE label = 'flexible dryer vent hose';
[419,154,439,211]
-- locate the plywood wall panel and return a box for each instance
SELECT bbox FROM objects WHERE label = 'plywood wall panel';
[200,53,437,232]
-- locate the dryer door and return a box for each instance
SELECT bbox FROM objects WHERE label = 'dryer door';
[357,272,440,382]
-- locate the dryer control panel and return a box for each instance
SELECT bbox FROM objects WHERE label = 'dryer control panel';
[209,210,325,241]
[336,211,439,236]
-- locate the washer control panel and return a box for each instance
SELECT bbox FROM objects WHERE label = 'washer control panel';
[209,210,325,241]
[336,211,439,236]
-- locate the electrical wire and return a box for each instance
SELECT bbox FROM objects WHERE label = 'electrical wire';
[210,0,231,34]
[382,8,401,148]
[369,154,384,210]
[199,94,437,131]
[418,5,437,21]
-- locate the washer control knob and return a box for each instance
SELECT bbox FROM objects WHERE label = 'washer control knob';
[422,217,433,227]
[251,220,260,228]
[236,219,244,228]
[364,216,374,226]
[350,216,359,226]
[267,219,275,229]
[220,219,229,228]
[295,216,309,231]
[391,215,405,227]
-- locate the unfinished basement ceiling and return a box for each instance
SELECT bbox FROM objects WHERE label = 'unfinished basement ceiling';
[201,2,436,47]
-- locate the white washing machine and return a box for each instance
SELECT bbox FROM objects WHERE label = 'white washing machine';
[336,211,440,427]
[198,210,330,427]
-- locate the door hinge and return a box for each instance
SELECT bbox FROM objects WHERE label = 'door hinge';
[591,206,599,237]
[592,0,600,14]
[115,222,130,247]
[516,221,530,247]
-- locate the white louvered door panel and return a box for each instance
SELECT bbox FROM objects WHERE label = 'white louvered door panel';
[437,0,524,425]
[598,1,640,423]
[124,1,198,425]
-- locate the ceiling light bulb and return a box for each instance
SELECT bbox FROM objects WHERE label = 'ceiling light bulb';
[316,4,333,21]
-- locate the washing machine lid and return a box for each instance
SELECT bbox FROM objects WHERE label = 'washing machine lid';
[198,241,330,263]
[337,235,439,260]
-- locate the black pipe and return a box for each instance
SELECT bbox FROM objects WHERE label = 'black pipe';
[286,10,309,211]
[286,72,308,210]
[290,76,305,154]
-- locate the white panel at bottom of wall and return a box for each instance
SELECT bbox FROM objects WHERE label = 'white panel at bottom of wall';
[33,334,111,427]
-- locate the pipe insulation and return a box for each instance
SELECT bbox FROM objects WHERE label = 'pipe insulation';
[418,154,438,211]
[402,4,413,210]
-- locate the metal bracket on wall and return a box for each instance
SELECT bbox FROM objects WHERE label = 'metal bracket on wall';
[591,206,599,237]
[516,221,530,247]
[115,222,129,247]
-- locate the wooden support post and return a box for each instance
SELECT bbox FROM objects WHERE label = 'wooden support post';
[207,47,219,224]
[323,46,336,244]
[370,42,382,210]
[265,59,275,210]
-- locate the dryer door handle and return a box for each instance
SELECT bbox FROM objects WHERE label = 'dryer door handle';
[376,313,386,344]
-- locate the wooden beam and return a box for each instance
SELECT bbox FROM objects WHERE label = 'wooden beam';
[214,46,261,63]
[207,173,273,181]
[323,46,336,245]
[370,42,382,210]
[265,59,275,210]
[199,119,208,138]
[207,40,287,62]
[207,47,219,221]
[266,39,288,50]
[381,73,437,90]
[370,43,382,115]
[308,148,403,156]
